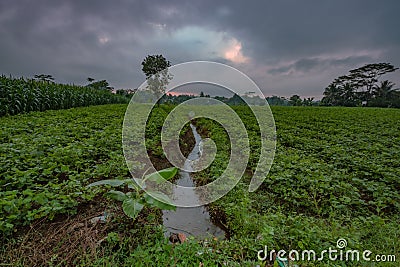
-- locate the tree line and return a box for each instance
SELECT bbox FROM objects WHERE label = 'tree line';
[321,63,399,108]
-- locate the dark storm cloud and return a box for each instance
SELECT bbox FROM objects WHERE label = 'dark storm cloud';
[268,55,374,74]
[0,0,163,87]
[0,0,399,97]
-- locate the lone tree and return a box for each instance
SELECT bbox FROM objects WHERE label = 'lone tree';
[322,63,398,106]
[346,63,398,95]
[34,74,54,83]
[86,78,113,91]
[141,55,172,101]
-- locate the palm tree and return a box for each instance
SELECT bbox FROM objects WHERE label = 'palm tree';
[373,80,397,99]
[372,80,399,107]
[341,83,358,106]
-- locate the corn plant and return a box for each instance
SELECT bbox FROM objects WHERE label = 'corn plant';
[0,75,129,116]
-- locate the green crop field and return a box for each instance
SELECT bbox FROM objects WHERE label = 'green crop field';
[1,104,399,266]
[0,75,129,116]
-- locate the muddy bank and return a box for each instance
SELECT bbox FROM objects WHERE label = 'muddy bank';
[147,123,196,170]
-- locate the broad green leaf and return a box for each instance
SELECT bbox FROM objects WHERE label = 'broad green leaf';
[144,167,178,184]
[122,199,144,219]
[116,178,141,190]
[130,178,144,189]
[144,191,176,210]
[106,190,127,202]
[87,179,126,187]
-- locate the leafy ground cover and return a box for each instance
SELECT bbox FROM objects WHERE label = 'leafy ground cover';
[1,104,399,266]
[195,106,400,266]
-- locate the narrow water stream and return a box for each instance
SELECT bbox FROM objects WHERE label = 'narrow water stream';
[162,124,226,240]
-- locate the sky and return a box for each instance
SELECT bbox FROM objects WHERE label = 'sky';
[0,0,399,99]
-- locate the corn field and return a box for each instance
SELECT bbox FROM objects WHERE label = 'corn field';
[0,75,130,116]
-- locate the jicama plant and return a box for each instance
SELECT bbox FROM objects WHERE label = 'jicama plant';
[0,75,129,116]
[88,167,178,219]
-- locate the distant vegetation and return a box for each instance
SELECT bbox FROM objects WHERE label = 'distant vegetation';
[154,93,319,107]
[0,75,130,116]
[266,95,318,106]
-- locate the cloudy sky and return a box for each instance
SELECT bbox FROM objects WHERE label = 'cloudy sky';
[0,0,399,98]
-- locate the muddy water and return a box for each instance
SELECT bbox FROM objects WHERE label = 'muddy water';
[162,124,226,239]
